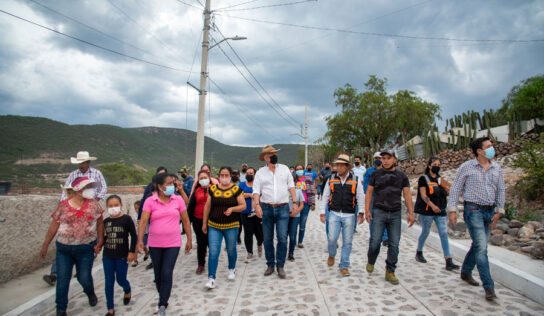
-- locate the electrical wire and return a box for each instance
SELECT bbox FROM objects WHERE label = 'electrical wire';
[216,0,316,12]
[215,26,300,127]
[0,9,191,72]
[212,36,299,130]
[214,0,263,11]
[175,0,202,9]
[218,14,544,43]
[194,0,204,7]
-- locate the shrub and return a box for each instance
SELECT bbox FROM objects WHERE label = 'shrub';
[510,140,544,202]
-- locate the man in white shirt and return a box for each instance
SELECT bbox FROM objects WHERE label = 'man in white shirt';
[253,145,297,279]
[60,151,107,201]
[320,154,365,277]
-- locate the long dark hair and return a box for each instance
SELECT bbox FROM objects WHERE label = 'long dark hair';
[425,157,440,175]
[293,164,304,183]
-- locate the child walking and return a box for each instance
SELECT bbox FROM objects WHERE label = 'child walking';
[103,195,137,316]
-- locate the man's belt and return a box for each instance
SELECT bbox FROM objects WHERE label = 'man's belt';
[464,202,495,211]
[261,202,288,208]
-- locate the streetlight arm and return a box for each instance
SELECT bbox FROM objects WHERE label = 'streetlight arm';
[209,36,247,50]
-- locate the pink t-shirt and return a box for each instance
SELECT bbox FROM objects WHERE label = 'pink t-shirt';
[142,193,186,248]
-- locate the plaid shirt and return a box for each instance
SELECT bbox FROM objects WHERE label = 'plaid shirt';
[61,167,108,200]
[447,159,505,209]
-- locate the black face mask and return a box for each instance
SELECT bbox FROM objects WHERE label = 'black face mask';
[181,174,187,179]
[245,175,254,182]
[375,160,382,166]
[307,168,312,171]
[431,166,440,174]
[354,161,360,166]
[269,155,278,164]
[232,176,239,183]
[241,168,247,173]
[325,167,330,170]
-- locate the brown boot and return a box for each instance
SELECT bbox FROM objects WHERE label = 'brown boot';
[327,256,335,267]
[460,273,480,286]
[264,266,275,276]
[277,268,286,279]
[340,268,350,277]
[485,288,497,301]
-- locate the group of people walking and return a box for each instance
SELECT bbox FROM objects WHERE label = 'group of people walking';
[40,135,506,315]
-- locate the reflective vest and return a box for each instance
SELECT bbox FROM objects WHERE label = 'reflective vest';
[328,173,358,214]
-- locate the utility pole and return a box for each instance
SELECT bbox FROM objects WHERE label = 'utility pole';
[305,103,308,167]
[195,0,211,177]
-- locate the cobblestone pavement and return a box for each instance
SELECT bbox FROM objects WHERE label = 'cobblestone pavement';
[43,210,544,316]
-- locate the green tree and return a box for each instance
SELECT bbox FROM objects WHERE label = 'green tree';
[99,163,147,186]
[325,75,441,155]
[500,74,544,120]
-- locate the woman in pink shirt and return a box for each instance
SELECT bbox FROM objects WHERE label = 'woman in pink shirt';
[137,173,192,316]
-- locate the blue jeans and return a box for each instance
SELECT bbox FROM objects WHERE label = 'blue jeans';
[297,203,310,244]
[369,207,388,241]
[462,204,495,289]
[261,204,290,268]
[149,247,180,308]
[417,213,451,257]
[327,212,355,269]
[325,205,330,236]
[207,226,238,279]
[55,240,96,313]
[50,257,57,276]
[288,216,300,255]
[367,208,402,272]
[103,257,131,310]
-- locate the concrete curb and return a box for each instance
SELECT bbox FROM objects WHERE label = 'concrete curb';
[3,265,104,316]
[401,222,544,306]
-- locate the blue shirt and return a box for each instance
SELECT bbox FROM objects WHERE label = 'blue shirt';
[363,166,376,193]
[303,170,318,184]
[238,181,253,214]
[182,176,194,196]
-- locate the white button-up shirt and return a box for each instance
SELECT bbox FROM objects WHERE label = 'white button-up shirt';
[61,167,108,201]
[253,163,295,204]
[321,173,365,217]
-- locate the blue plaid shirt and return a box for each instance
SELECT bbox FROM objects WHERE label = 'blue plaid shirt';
[447,158,505,210]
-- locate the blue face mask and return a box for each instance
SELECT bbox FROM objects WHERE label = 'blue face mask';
[163,185,175,196]
[296,170,304,176]
[374,160,382,167]
[484,147,495,159]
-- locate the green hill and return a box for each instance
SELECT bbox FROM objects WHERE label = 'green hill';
[0,115,303,187]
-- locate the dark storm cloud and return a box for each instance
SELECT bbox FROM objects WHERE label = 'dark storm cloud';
[1,0,543,146]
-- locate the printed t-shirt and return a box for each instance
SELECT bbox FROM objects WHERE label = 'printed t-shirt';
[52,198,104,245]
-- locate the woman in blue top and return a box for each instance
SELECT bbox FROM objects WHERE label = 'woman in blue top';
[238,167,264,260]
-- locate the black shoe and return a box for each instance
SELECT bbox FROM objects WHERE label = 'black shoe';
[461,273,480,286]
[123,293,131,305]
[288,254,295,261]
[57,312,67,316]
[485,288,497,301]
[415,251,427,263]
[277,268,286,279]
[264,266,275,276]
[87,292,98,307]
[382,240,389,247]
[43,274,56,286]
[145,262,153,270]
[445,258,460,271]
[105,311,115,316]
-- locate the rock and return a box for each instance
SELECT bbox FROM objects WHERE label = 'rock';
[521,246,534,253]
[503,235,515,247]
[509,220,523,228]
[536,228,544,234]
[508,245,520,251]
[518,225,535,238]
[507,228,520,236]
[496,223,510,232]
[499,218,510,225]
[527,221,543,230]
[530,244,544,259]
[491,229,505,235]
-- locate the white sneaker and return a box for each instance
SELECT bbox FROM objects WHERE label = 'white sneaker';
[228,269,236,280]
[205,277,215,289]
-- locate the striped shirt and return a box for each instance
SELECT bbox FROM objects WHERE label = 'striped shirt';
[61,167,108,200]
[447,158,505,209]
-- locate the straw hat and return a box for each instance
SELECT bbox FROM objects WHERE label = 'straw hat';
[70,151,97,164]
[259,145,280,161]
[333,154,352,168]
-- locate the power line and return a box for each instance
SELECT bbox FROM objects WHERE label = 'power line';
[214,26,301,127]
[0,9,191,72]
[214,0,264,11]
[212,35,299,130]
[218,14,544,43]
[215,0,316,12]
[175,0,202,9]
[194,0,204,7]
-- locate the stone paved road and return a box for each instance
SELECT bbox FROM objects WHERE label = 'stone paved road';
[43,209,544,316]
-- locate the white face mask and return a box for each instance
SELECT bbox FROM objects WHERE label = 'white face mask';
[108,206,122,217]
[220,177,230,185]
[81,188,94,199]
[199,179,210,187]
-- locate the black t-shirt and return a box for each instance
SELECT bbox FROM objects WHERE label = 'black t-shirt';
[415,174,447,216]
[103,215,137,259]
[369,168,410,211]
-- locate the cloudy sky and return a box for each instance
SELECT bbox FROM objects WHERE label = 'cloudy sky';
[1,0,543,146]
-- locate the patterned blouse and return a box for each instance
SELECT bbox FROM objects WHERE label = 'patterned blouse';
[207,184,243,230]
[52,198,104,245]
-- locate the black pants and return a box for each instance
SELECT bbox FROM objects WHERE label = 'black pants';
[191,218,208,266]
[240,213,264,254]
[149,247,180,308]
